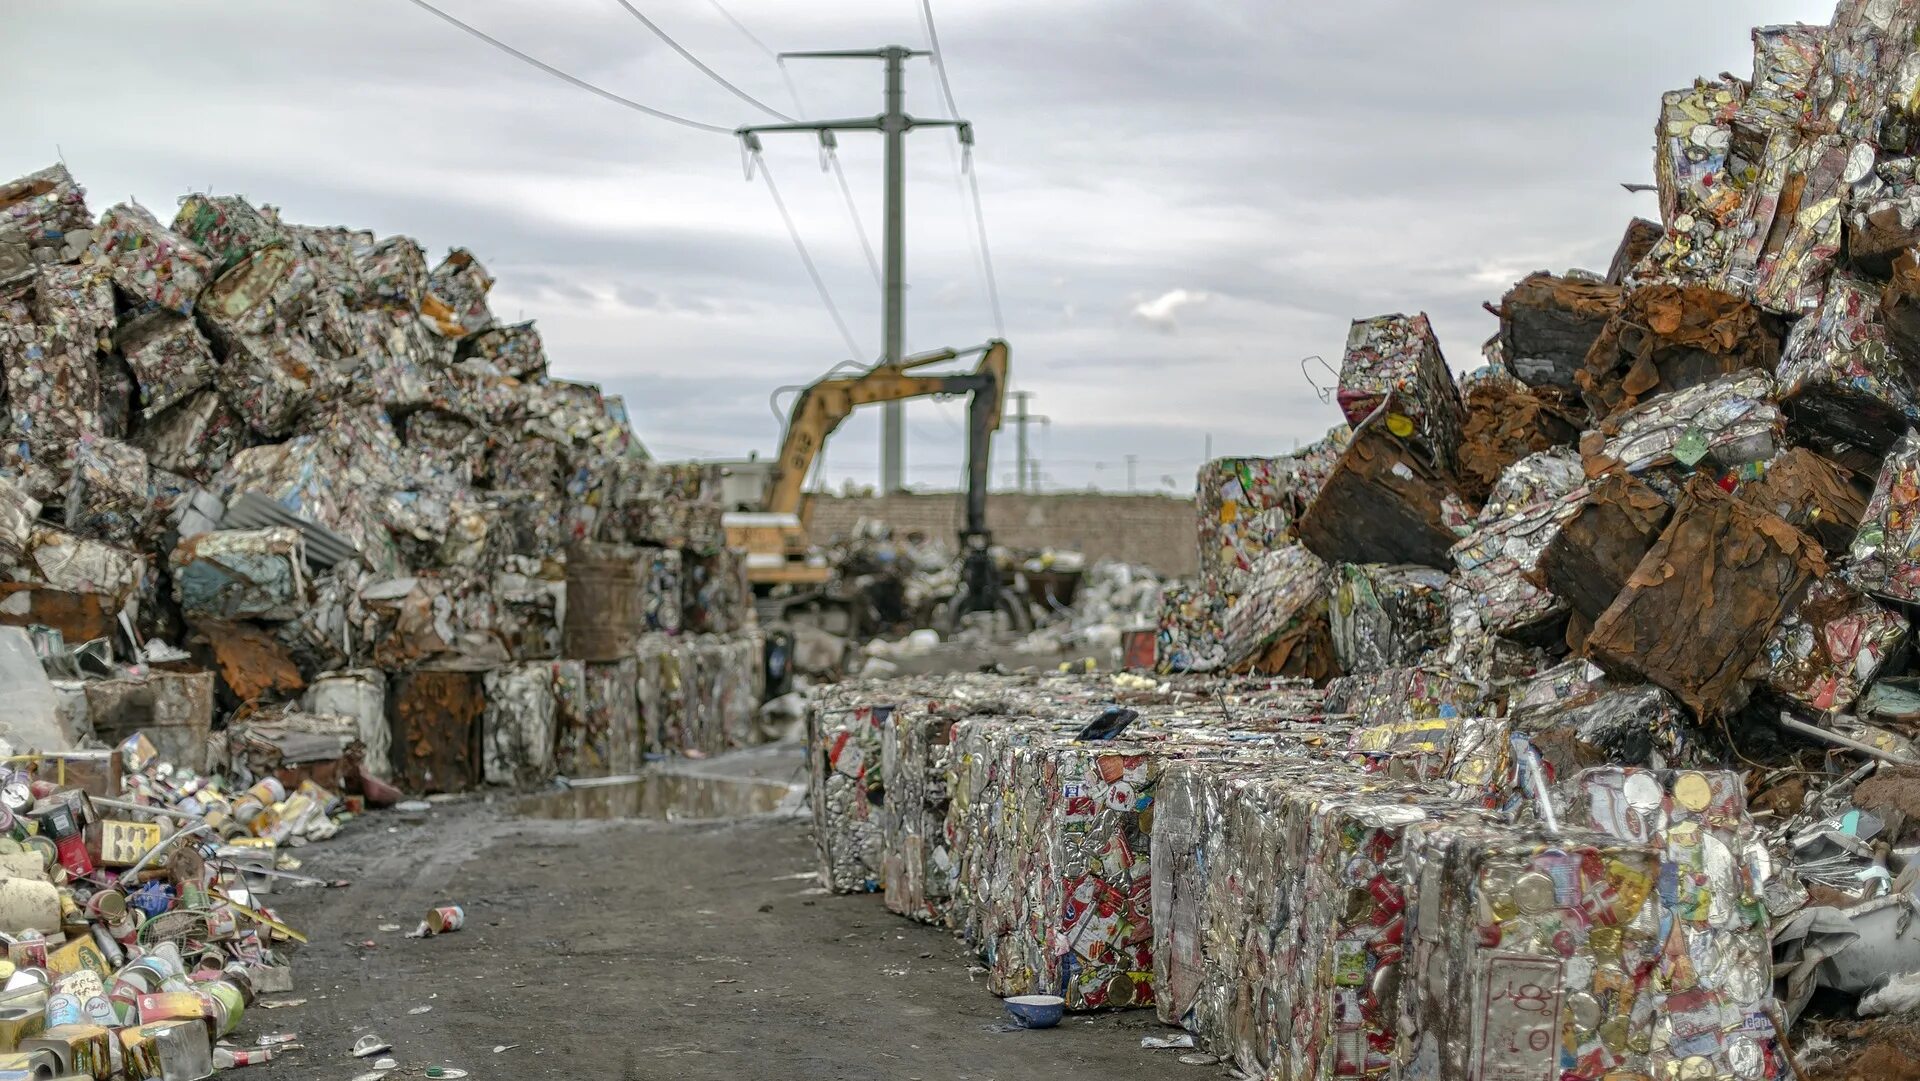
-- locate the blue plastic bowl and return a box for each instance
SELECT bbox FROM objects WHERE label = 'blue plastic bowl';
[1004,994,1065,1029]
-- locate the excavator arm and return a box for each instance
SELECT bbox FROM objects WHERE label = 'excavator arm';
[766,340,1009,517]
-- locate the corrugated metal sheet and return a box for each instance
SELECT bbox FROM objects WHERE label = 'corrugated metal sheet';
[223,491,359,570]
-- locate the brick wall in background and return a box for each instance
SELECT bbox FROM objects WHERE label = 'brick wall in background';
[804,492,1199,577]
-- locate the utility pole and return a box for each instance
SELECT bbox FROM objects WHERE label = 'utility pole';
[1125,454,1138,492]
[1007,390,1048,493]
[739,46,967,493]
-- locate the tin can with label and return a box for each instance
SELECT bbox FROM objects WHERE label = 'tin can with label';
[42,995,81,1029]
[191,989,227,1041]
[106,974,147,1029]
[202,908,237,943]
[88,892,136,944]
[53,974,102,1003]
[134,992,203,1027]
[426,906,464,934]
[8,939,47,973]
[34,804,77,843]
[195,980,242,1036]
[228,799,268,838]
[0,782,33,817]
[53,835,91,878]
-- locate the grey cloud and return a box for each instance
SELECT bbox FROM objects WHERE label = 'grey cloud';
[0,0,1839,490]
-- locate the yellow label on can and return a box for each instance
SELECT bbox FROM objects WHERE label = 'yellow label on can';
[45,939,109,982]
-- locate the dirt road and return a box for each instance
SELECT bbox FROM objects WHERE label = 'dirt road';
[244,746,1178,1081]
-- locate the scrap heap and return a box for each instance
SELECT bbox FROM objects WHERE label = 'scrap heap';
[0,167,763,789]
[810,1,1920,1075]
[0,169,768,1075]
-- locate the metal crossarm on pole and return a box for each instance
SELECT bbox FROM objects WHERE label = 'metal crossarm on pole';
[736,45,966,493]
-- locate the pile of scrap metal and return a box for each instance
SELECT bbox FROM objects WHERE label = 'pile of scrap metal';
[802,519,1163,672]
[0,168,767,801]
[810,2,1920,1074]
[1006,558,1164,661]
[815,521,960,639]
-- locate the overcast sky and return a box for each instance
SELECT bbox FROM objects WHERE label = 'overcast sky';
[4,0,1835,493]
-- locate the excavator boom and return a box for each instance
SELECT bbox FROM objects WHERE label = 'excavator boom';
[765,339,1009,517]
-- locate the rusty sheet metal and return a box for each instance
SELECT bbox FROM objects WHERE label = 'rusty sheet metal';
[389,668,484,793]
[1587,477,1825,717]
[0,583,117,642]
[196,619,304,703]
[1578,284,1784,419]
[563,542,679,661]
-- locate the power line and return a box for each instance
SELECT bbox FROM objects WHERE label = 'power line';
[704,0,778,58]
[608,0,795,121]
[400,0,735,134]
[912,3,988,294]
[751,150,868,363]
[827,146,884,285]
[703,0,812,119]
[916,0,1006,336]
[703,2,882,292]
[918,0,964,120]
[962,160,1006,335]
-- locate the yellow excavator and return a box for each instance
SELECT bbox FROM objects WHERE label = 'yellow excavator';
[723,339,1024,638]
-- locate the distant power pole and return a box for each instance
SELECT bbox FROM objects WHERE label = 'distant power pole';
[738,46,970,493]
[1125,454,1138,492]
[1007,390,1048,492]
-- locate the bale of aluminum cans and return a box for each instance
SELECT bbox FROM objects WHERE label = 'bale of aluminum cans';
[808,689,895,894]
[1562,768,1786,1081]
[1396,819,1660,1081]
[85,203,210,316]
[482,662,558,786]
[880,700,959,926]
[1327,562,1450,674]
[1335,313,1465,473]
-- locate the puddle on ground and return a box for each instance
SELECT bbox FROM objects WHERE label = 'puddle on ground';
[517,773,795,821]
